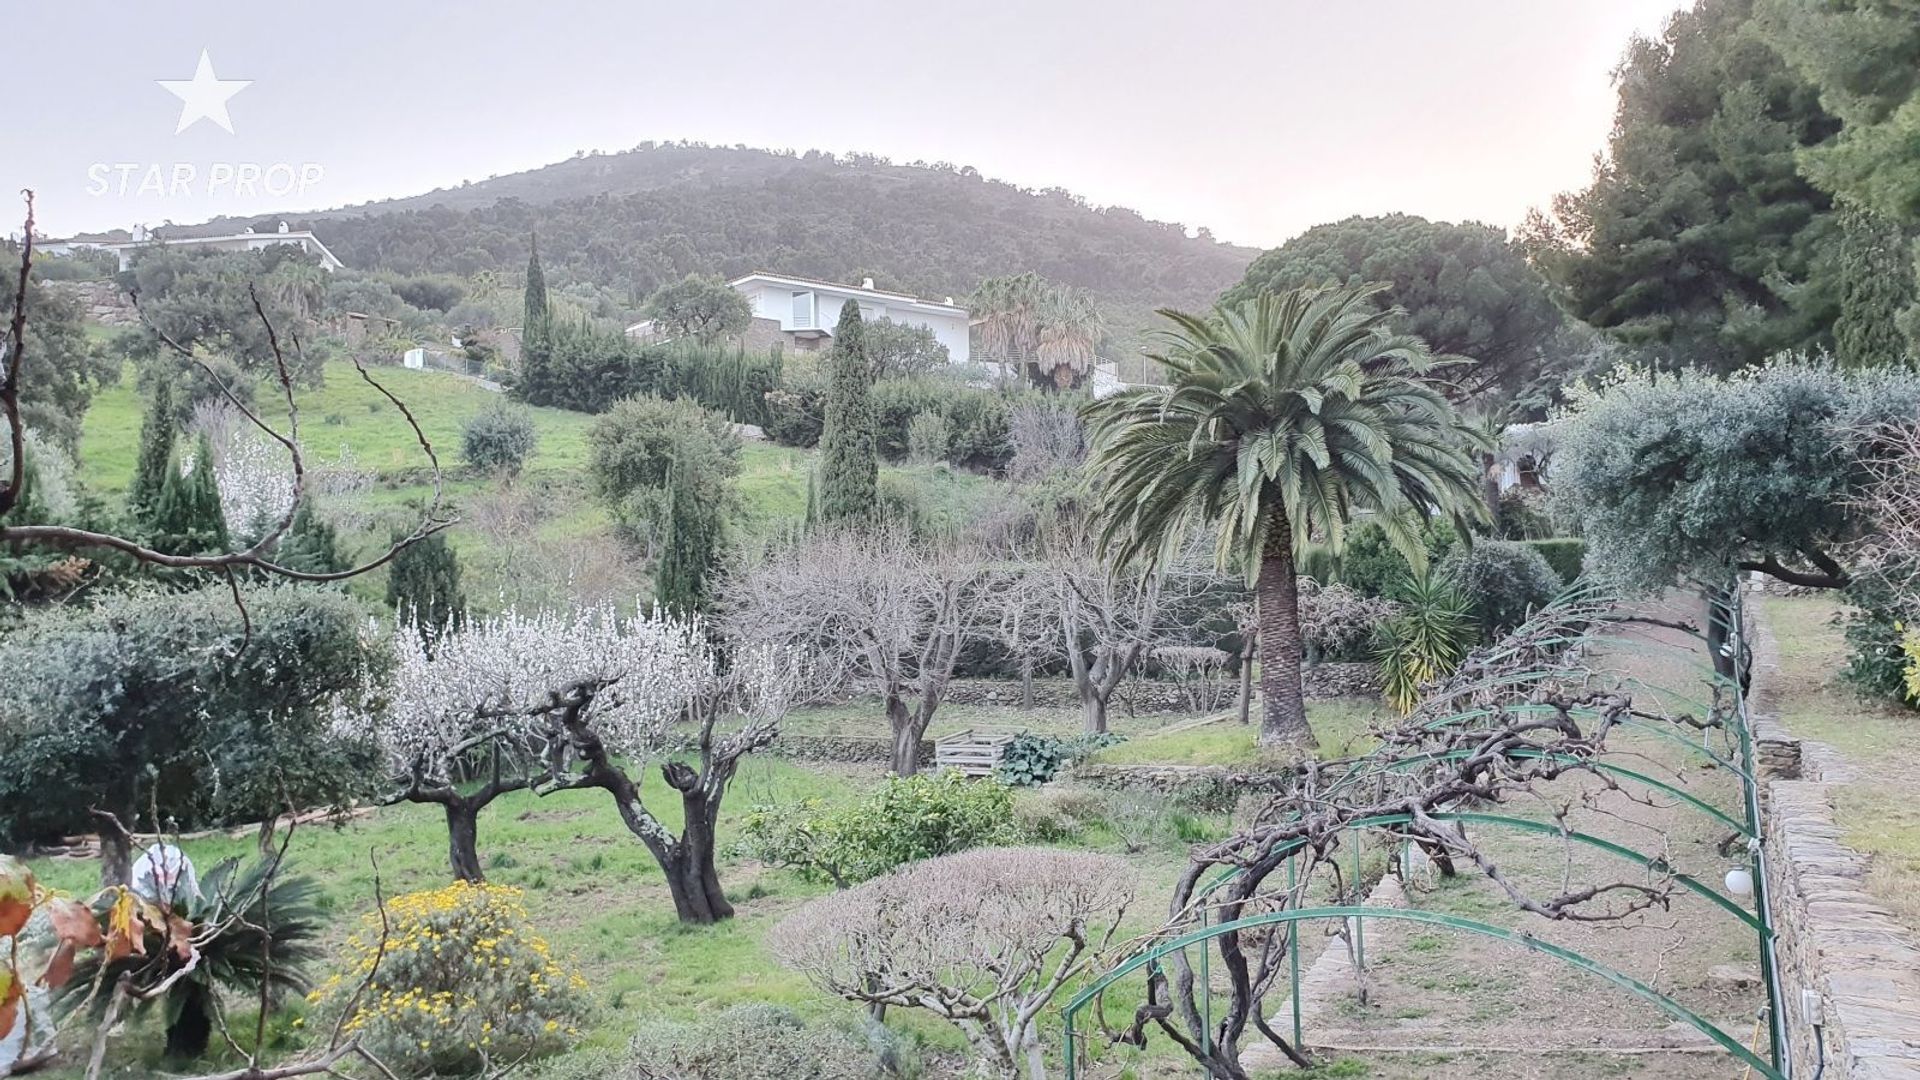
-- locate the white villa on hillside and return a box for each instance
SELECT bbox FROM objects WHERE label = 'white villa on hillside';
[630,272,970,363]
[41,222,344,273]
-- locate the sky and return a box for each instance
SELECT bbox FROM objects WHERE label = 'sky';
[12,0,1689,249]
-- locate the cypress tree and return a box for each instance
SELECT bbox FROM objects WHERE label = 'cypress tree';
[150,434,230,555]
[129,377,176,523]
[387,531,467,635]
[524,233,549,330]
[655,457,722,615]
[516,235,554,406]
[274,502,347,575]
[1836,206,1917,369]
[819,302,877,522]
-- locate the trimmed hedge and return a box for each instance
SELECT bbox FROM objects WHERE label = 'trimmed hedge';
[1525,538,1586,584]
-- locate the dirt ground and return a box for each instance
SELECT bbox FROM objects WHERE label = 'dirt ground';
[1239,601,1773,1079]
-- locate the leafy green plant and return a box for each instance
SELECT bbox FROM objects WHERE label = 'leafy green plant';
[993,732,1122,787]
[461,400,538,475]
[1375,573,1476,713]
[740,772,1016,887]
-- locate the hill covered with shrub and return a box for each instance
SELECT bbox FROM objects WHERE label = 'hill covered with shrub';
[188,143,1257,359]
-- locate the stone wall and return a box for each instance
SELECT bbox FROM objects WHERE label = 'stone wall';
[942,664,1380,713]
[770,734,933,768]
[45,280,137,327]
[1751,612,1920,1079]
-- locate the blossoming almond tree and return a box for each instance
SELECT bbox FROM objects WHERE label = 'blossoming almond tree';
[353,602,701,882]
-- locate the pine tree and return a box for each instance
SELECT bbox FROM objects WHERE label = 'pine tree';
[1836,206,1918,368]
[387,531,467,635]
[274,502,347,575]
[655,457,722,615]
[819,302,877,522]
[150,434,230,555]
[129,377,176,523]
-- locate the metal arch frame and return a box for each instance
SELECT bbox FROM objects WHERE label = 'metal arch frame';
[1060,906,1786,1080]
[1061,580,1789,1078]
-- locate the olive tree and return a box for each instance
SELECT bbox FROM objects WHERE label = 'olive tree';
[1552,362,1920,593]
[1550,361,1920,673]
[771,848,1134,1079]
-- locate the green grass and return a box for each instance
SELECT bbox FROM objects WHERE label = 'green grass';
[77,361,600,495]
[1761,594,1920,934]
[1090,698,1386,767]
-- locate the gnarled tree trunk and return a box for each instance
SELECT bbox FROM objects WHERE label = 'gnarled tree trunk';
[887,693,926,776]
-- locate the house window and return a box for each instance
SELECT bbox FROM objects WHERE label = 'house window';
[791,291,815,329]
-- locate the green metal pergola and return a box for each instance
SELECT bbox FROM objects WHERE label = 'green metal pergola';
[1059,582,1790,1078]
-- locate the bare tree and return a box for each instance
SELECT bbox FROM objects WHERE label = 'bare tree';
[771,848,1133,1080]
[723,527,987,775]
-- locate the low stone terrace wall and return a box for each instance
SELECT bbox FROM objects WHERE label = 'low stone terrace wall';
[1751,615,1920,1080]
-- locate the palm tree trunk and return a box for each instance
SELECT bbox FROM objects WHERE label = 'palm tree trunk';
[1254,525,1311,746]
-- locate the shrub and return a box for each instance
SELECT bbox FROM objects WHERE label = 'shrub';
[870,377,1014,470]
[307,882,588,1077]
[587,394,740,545]
[1524,538,1586,584]
[763,356,828,447]
[1842,564,1918,706]
[622,1004,913,1080]
[1441,540,1563,637]
[740,772,1016,887]
[1333,520,1461,599]
[1011,786,1110,842]
[994,732,1122,787]
[1297,577,1400,662]
[461,401,538,475]
[905,410,950,464]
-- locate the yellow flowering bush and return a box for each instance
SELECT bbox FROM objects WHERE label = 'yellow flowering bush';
[306,882,587,1076]
[1899,622,1920,703]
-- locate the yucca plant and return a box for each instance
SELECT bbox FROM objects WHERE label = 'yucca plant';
[56,857,324,1060]
[1375,572,1476,713]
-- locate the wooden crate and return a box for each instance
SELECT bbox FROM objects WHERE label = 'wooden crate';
[934,728,1018,778]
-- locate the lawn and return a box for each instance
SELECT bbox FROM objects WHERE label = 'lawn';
[1760,594,1920,934]
[17,742,1227,1080]
[1090,698,1386,767]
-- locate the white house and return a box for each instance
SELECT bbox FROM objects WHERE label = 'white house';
[42,222,344,273]
[718,272,971,363]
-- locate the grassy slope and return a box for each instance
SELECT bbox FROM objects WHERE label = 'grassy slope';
[1761,594,1920,933]
[75,363,994,608]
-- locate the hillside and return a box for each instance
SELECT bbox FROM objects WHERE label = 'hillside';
[191,144,1258,359]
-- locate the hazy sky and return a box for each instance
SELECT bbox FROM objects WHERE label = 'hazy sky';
[14,1,1687,249]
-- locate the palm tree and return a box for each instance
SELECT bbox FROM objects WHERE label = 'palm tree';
[971,272,1104,389]
[1085,285,1484,744]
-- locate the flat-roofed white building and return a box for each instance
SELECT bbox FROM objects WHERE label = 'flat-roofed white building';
[722,272,970,362]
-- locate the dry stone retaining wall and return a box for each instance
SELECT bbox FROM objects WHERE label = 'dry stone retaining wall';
[1752,612,1920,1080]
